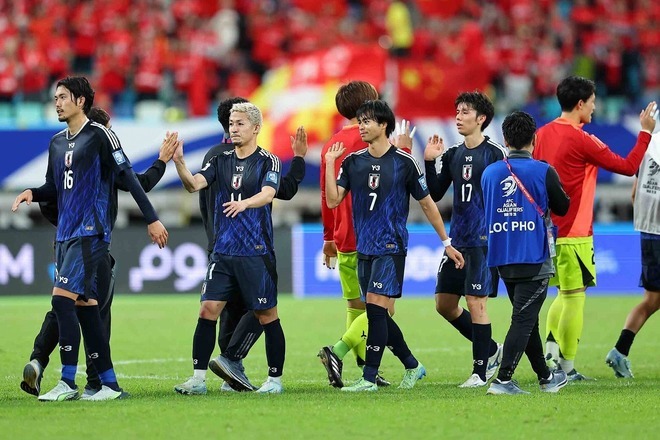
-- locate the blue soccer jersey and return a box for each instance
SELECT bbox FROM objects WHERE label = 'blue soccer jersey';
[426,136,506,247]
[40,120,133,243]
[337,146,429,256]
[199,147,281,257]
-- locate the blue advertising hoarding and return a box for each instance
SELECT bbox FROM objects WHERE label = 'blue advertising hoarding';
[292,223,642,298]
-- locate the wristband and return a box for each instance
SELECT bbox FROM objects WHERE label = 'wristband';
[442,238,452,247]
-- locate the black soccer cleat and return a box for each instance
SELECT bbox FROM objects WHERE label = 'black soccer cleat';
[375,373,391,387]
[20,360,43,397]
[318,346,343,388]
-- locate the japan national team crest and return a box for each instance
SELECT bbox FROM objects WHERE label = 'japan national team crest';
[232,174,243,190]
[368,173,380,190]
[462,164,472,181]
[64,151,73,168]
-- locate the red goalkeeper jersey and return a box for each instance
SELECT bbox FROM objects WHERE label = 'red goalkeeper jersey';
[320,125,365,253]
[533,118,651,238]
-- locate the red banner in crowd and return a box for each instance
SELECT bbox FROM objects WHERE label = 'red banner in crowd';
[251,44,388,160]
[395,60,489,118]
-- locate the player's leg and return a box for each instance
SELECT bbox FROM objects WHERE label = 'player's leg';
[337,251,365,362]
[607,237,660,377]
[81,252,114,395]
[552,240,595,378]
[218,295,246,353]
[237,254,284,394]
[21,310,58,396]
[175,256,230,395]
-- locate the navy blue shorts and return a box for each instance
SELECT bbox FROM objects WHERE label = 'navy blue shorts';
[357,254,406,299]
[201,253,278,310]
[54,236,109,300]
[640,237,660,291]
[435,246,499,297]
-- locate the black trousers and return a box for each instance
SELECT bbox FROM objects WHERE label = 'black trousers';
[30,254,115,389]
[218,291,264,360]
[497,277,551,382]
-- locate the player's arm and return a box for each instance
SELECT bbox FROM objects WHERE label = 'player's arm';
[276,126,307,201]
[418,195,463,269]
[325,142,348,208]
[99,127,169,248]
[546,166,570,216]
[582,101,656,175]
[13,144,57,211]
[320,142,338,268]
[223,155,282,218]
[170,140,209,193]
[423,135,452,201]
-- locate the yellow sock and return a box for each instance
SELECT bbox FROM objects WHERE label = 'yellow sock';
[346,307,365,330]
[545,294,563,341]
[557,292,586,361]
[341,311,368,360]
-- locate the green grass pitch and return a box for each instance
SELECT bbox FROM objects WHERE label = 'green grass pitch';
[1,294,658,439]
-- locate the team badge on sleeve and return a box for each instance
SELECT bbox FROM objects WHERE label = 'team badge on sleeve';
[418,175,428,191]
[266,171,278,184]
[112,150,126,165]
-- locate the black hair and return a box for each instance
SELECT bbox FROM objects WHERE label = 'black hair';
[454,91,495,130]
[335,81,379,120]
[355,100,396,137]
[501,111,537,150]
[87,107,111,127]
[217,97,248,132]
[56,76,94,114]
[556,76,595,111]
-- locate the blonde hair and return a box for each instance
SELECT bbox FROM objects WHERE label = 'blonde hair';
[230,102,262,127]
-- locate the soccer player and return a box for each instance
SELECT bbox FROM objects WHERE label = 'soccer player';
[199,97,306,392]
[19,107,177,399]
[12,76,168,401]
[317,80,386,387]
[423,91,505,387]
[606,128,659,378]
[482,111,570,395]
[170,102,286,394]
[325,99,464,392]
[533,75,657,379]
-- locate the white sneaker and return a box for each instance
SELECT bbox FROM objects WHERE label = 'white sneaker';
[486,343,503,380]
[459,373,488,388]
[38,380,79,402]
[174,377,207,395]
[80,385,126,401]
[220,381,237,392]
[255,378,283,394]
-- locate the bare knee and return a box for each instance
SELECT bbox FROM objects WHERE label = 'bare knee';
[435,294,461,320]
[466,295,489,322]
[199,301,223,321]
[254,307,279,325]
[643,291,660,312]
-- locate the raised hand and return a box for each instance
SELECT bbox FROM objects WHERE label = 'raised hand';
[640,101,657,133]
[392,118,417,150]
[424,134,445,161]
[325,142,346,162]
[158,131,179,162]
[291,126,308,158]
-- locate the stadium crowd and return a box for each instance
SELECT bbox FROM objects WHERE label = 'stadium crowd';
[0,0,657,118]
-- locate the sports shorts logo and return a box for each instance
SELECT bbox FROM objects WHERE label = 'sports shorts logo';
[368,173,380,190]
[500,176,517,197]
[64,151,73,168]
[462,164,472,181]
[232,174,243,190]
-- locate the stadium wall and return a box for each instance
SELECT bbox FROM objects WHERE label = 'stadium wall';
[0,224,644,297]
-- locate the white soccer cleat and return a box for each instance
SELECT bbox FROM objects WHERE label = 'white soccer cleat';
[486,343,503,380]
[459,373,488,388]
[174,377,207,395]
[38,380,79,402]
[255,378,283,394]
[80,385,126,401]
